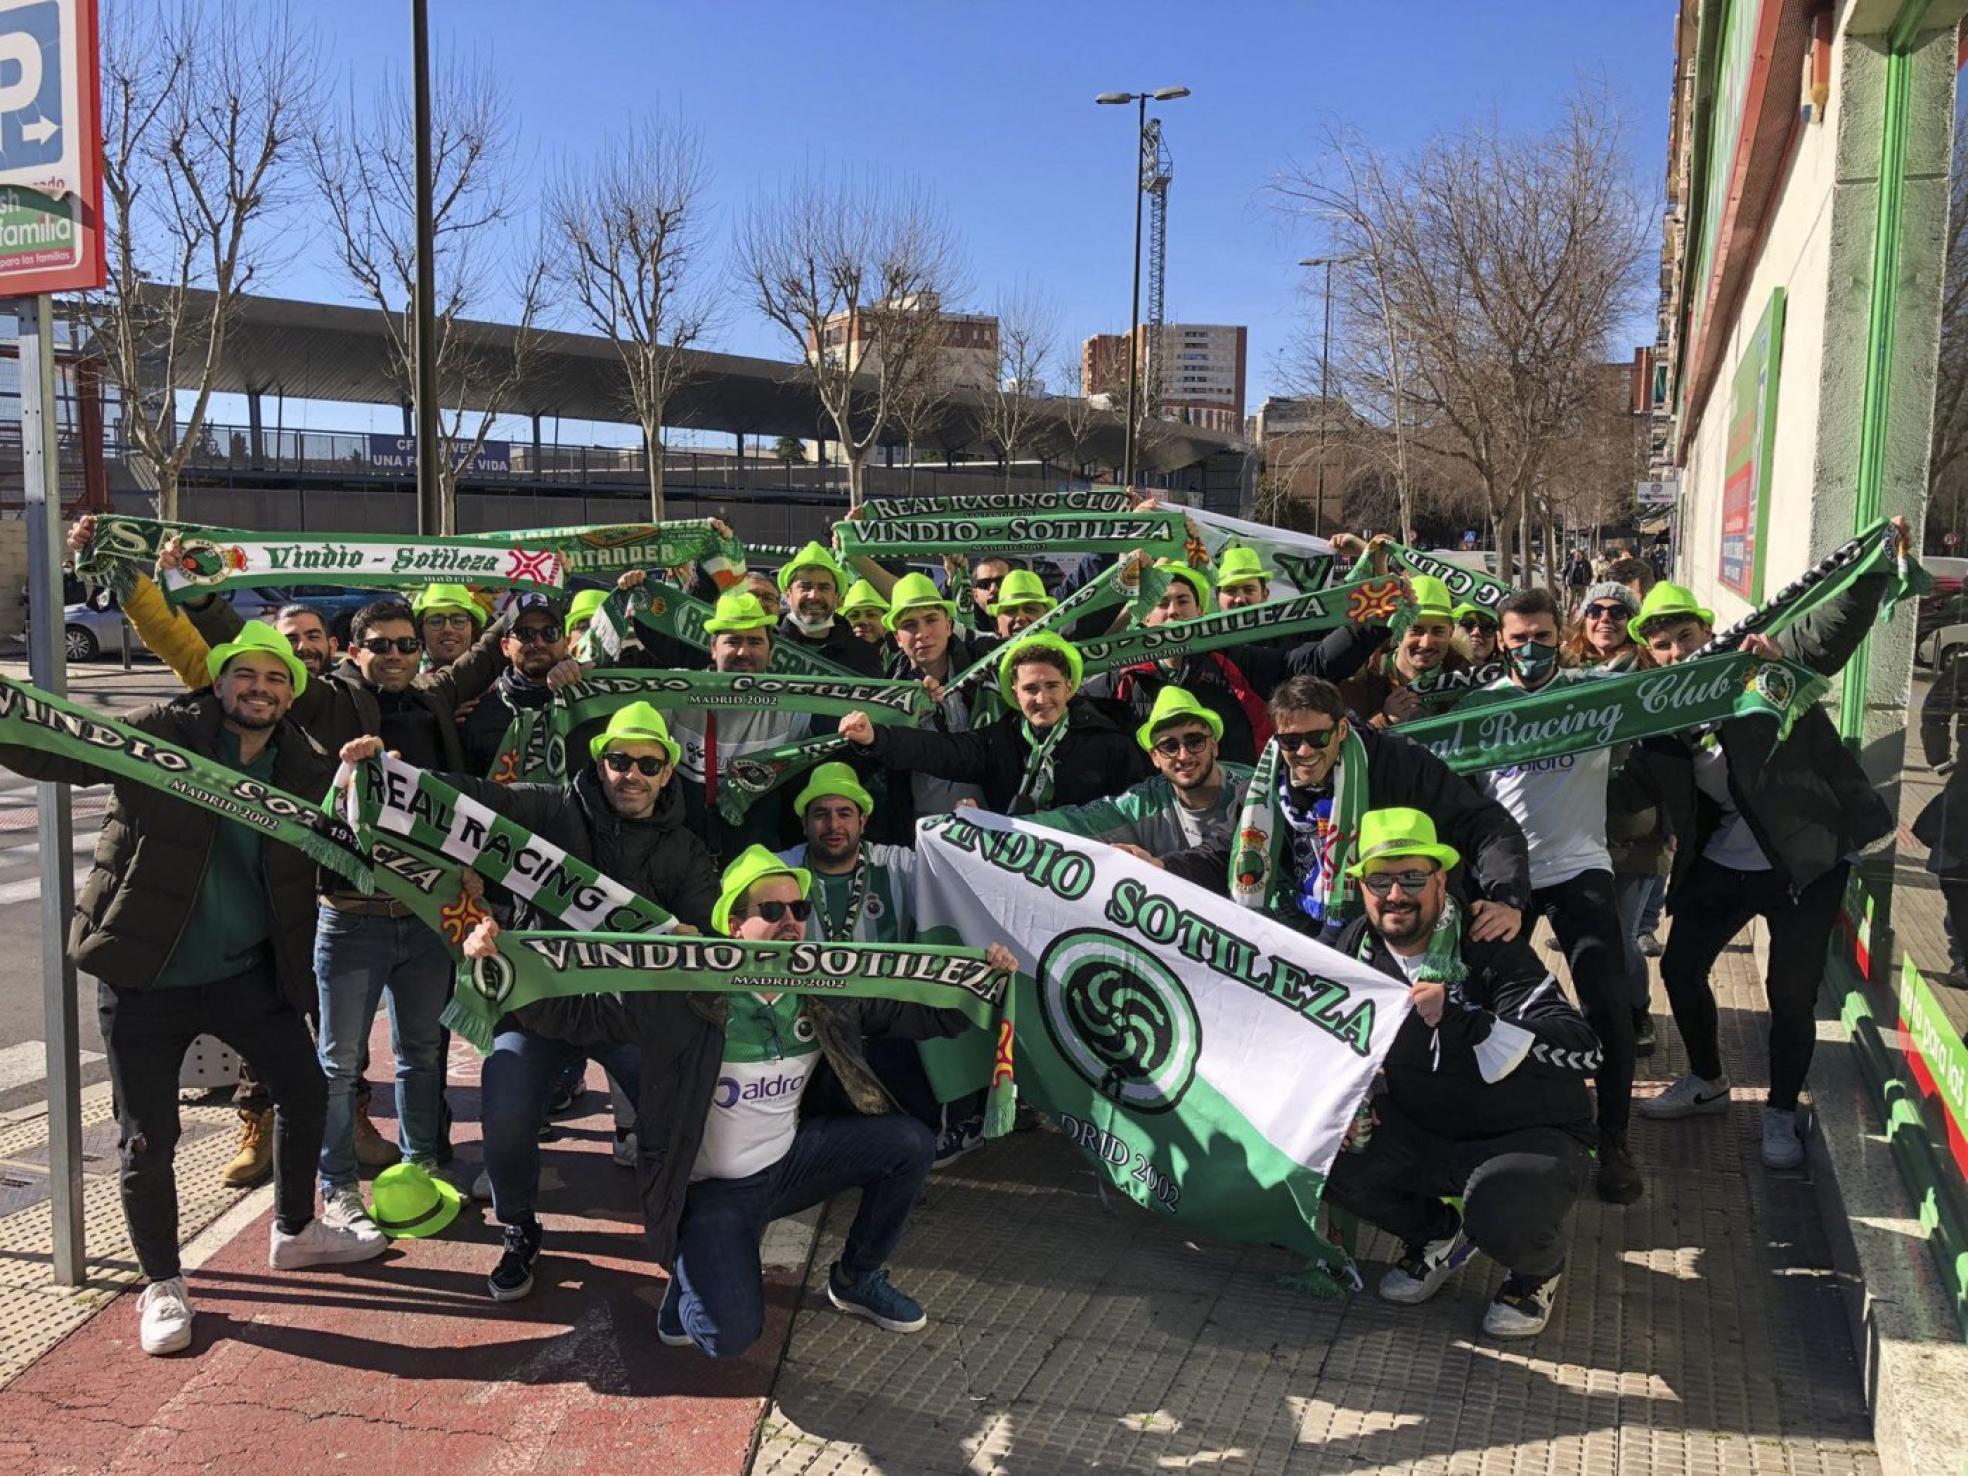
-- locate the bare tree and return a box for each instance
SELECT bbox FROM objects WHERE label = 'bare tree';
[888,342,958,494]
[1053,386,1104,481]
[311,53,548,532]
[738,168,965,509]
[550,114,714,520]
[89,0,318,521]
[1275,94,1649,582]
[976,283,1057,490]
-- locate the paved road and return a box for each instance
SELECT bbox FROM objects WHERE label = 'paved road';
[0,656,180,1116]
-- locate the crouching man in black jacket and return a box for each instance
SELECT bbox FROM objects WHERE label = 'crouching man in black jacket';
[464,844,1017,1359]
[1326,807,1602,1341]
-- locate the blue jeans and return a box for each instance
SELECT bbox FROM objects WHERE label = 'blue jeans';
[671,1112,933,1359]
[483,1026,641,1225]
[314,905,453,1194]
[1612,874,1657,1010]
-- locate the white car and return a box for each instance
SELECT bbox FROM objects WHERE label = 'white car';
[1918,621,1968,672]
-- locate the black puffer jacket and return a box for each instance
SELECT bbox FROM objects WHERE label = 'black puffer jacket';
[863,696,1148,814]
[778,616,883,677]
[519,989,966,1266]
[443,765,719,933]
[458,667,553,778]
[1610,569,1894,902]
[1334,914,1600,1146]
[0,692,333,1009]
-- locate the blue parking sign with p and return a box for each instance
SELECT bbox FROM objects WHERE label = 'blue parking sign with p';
[0,0,61,173]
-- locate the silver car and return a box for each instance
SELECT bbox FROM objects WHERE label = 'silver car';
[61,592,136,661]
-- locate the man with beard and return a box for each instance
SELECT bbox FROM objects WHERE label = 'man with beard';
[1470,587,1640,1204]
[0,623,387,1356]
[341,702,718,1301]
[884,572,991,824]
[969,556,1016,626]
[1338,576,1466,726]
[459,593,582,777]
[777,541,883,677]
[412,583,485,669]
[1032,685,1251,855]
[1087,560,1387,767]
[988,569,1055,640]
[1325,808,1600,1341]
[668,589,821,863]
[1164,675,1529,946]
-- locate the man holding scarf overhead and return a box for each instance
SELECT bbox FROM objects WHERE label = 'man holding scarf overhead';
[839,631,1145,815]
[1622,537,1903,1171]
[1163,675,1530,947]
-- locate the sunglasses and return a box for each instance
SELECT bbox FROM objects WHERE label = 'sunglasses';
[972,576,1005,590]
[1457,617,1496,634]
[1584,603,1628,622]
[743,899,812,923]
[422,612,476,630]
[357,636,420,656]
[1360,868,1437,898]
[511,624,564,644]
[602,752,669,777]
[1275,726,1340,754]
[1152,732,1212,758]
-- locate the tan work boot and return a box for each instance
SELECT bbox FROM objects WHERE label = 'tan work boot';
[352,1107,400,1169]
[221,1108,274,1188]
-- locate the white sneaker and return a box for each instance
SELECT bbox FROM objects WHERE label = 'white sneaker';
[471,1168,493,1201]
[1483,1272,1560,1338]
[322,1185,376,1232]
[612,1129,638,1168]
[1635,1073,1732,1119]
[1760,1106,1806,1169]
[1377,1228,1473,1305]
[138,1276,194,1356]
[270,1215,387,1269]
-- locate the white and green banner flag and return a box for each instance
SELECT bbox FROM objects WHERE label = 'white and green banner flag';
[911,810,1410,1272]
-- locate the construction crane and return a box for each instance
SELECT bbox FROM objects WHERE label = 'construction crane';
[1139,117,1173,424]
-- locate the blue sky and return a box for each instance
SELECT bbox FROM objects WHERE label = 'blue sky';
[254,0,1678,441]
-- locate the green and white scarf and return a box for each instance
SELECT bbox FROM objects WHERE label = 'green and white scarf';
[836,509,1187,561]
[499,520,745,587]
[1695,517,1927,656]
[1014,716,1071,810]
[862,489,1136,517]
[576,583,857,678]
[1349,893,1468,988]
[1346,541,1512,615]
[1078,573,1410,677]
[1229,727,1371,923]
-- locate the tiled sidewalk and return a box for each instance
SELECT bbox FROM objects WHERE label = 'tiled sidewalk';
[755,936,1880,1476]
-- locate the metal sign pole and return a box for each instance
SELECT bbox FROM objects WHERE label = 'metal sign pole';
[21,294,82,1285]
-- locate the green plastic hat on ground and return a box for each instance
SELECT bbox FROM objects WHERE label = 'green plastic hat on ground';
[714,843,813,936]
[368,1161,464,1240]
[1154,559,1213,609]
[1214,546,1269,588]
[703,590,776,634]
[411,583,483,622]
[776,541,848,596]
[841,579,889,616]
[1344,806,1462,877]
[206,619,308,696]
[882,571,956,631]
[588,699,681,765]
[997,630,1084,698]
[988,569,1056,616]
[566,588,609,630]
[1450,601,1496,628]
[1135,684,1224,752]
[1407,576,1455,624]
[793,760,875,818]
[1628,582,1714,643]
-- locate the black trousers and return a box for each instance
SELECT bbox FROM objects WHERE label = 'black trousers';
[100,964,326,1281]
[1658,857,1849,1111]
[1324,1114,1590,1281]
[1530,868,1633,1135]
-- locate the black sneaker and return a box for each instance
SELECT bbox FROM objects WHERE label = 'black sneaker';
[1596,1131,1643,1204]
[1632,1008,1656,1058]
[487,1220,542,1302]
[1483,1272,1561,1338]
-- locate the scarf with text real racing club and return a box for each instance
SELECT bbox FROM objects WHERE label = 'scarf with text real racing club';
[858,488,1138,517]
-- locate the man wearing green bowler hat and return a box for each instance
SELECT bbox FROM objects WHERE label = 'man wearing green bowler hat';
[343,700,719,1301]
[841,579,891,647]
[1338,573,1468,727]
[1326,807,1600,1342]
[884,571,992,824]
[777,540,883,677]
[987,568,1055,641]
[1213,545,1271,609]
[412,582,486,669]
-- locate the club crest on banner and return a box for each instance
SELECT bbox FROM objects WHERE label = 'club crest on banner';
[1038,929,1201,1113]
[470,952,516,1007]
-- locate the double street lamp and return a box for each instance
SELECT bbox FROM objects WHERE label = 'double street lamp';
[1096,85,1189,491]
[1300,252,1411,543]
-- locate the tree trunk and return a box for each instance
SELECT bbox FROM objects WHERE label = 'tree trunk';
[1541,510,1561,601]
[644,425,667,522]
[1515,494,1533,592]
[157,464,179,524]
[847,447,868,512]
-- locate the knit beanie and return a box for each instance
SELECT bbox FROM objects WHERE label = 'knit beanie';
[1578,580,1639,618]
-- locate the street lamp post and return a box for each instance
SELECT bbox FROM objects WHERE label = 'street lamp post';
[412,0,443,535]
[1096,86,1189,492]
[1302,249,1409,543]
[1298,255,1351,537]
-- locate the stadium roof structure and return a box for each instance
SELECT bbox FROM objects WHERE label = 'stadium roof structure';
[119,289,1244,472]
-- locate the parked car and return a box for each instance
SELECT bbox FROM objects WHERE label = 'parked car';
[1918,620,1968,672]
[60,590,137,661]
[1915,556,1968,648]
[227,585,373,645]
